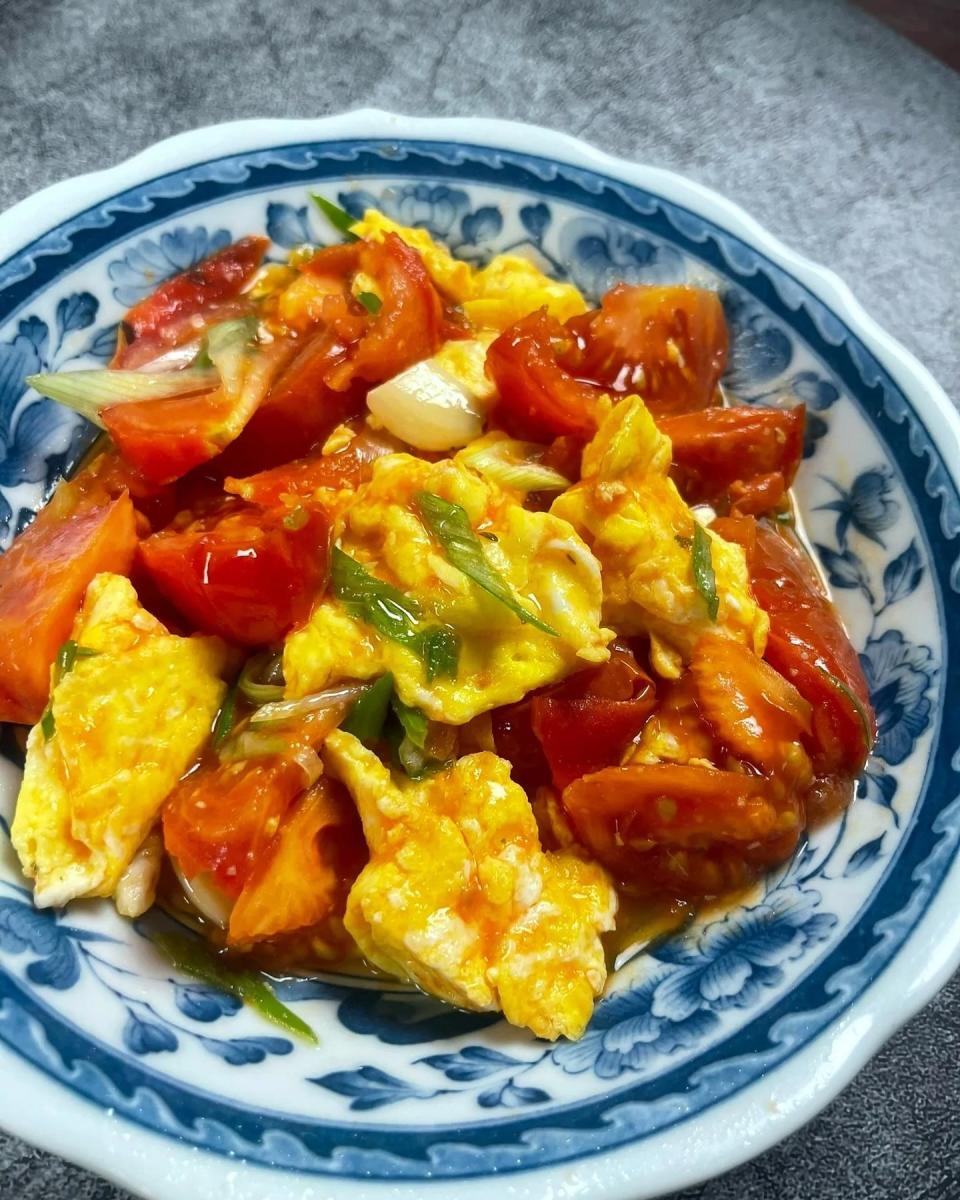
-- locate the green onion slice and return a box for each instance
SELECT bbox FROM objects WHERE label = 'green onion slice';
[238,652,285,704]
[153,933,318,1044]
[249,683,368,727]
[310,194,359,242]
[330,547,460,680]
[341,673,394,743]
[414,491,558,636]
[217,731,288,763]
[356,291,382,314]
[390,693,428,750]
[459,440,570,493]
[54,640,99,684]
[40,706,55,742]
[691,523,720,621]
[26,369,219,427]
[211,683,238,749]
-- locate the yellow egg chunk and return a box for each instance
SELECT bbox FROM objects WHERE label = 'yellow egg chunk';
[349,209,476,302]
[462,254,587,330]
[552,396,768,678]
[11,574,229,908]
[284,453,612,723]
[324,731,617,1040]
[431,332,498,403]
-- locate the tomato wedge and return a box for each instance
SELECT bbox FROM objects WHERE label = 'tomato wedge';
[563,762,802,896]
[163,756,308,896]
[714,518,875,773]
[227,777,366,947]
[220,319,367,477]
[690,633,812,776]
[0,491,137,723]
[531,644,656,789]
[102,339,296,485]
[113,237,268,369]
[225,424,402,506]
[660,405,805,513]
[565,284,728,415]
[486,308,607,442]
[327,233,447,391]
[138,499,328,645]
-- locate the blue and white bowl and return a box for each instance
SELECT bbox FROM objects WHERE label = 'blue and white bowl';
[0,111,958,1200]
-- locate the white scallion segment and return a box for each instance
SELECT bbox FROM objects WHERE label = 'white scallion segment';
[289,745,323,788]
[173,862,234,930]
[217,731,288,762]
[249,683,369,727]
[26,369,219,426]
[206,318,257,399]
[459,437,571,493]
[367,359,485,451]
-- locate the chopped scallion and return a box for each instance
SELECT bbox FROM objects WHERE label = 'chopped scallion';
[341,673,394,743]
[310,194,359,242]
[356,290,382,314]
[414,491,558,636]
[330,547,459,679]
[211,683,238,749]
[152,933,318,1044]
[691,523,719,621]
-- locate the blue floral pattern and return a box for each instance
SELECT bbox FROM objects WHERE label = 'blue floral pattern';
[108,226,231,306]
[0,139,955,1184]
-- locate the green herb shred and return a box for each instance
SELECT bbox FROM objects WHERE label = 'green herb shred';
[356,290,382,314]
[691,523,720,621]
[153,933,318,1044]
[331,547,459,680]
[211,682,238,749]
[40,706,55,742]
[390,693,428,750]
[54,639,99,685]
[341,673,395,743]
[414,491,558,636]
[310,194,359,242]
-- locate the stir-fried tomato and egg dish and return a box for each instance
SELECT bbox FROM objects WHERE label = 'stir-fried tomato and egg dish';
[0,198,875,1042]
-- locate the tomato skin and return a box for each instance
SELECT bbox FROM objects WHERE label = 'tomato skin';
[660,405,805,513]
[114,237,268,369]
[562,762,802,897]
[227,777,366,947]
[531,645,656,789]
[138,500,328,645]
[715,519,875,773]
[566,284,728,416]
[487,309,607,442]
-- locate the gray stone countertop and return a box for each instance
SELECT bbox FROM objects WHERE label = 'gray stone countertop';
[0,0,957,1196]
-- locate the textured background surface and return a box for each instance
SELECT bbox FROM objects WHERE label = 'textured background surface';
[0,0,958,1196]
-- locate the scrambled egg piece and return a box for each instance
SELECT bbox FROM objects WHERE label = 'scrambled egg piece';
[431,332,498,403]
[552,397,768,678]
[462,254,587,330]
[12,574,228,908]
[284,453,611,723]
[324,731,617,1040]
[350,209,586,331]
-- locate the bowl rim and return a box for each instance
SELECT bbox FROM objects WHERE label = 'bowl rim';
[0,109,958,1200]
